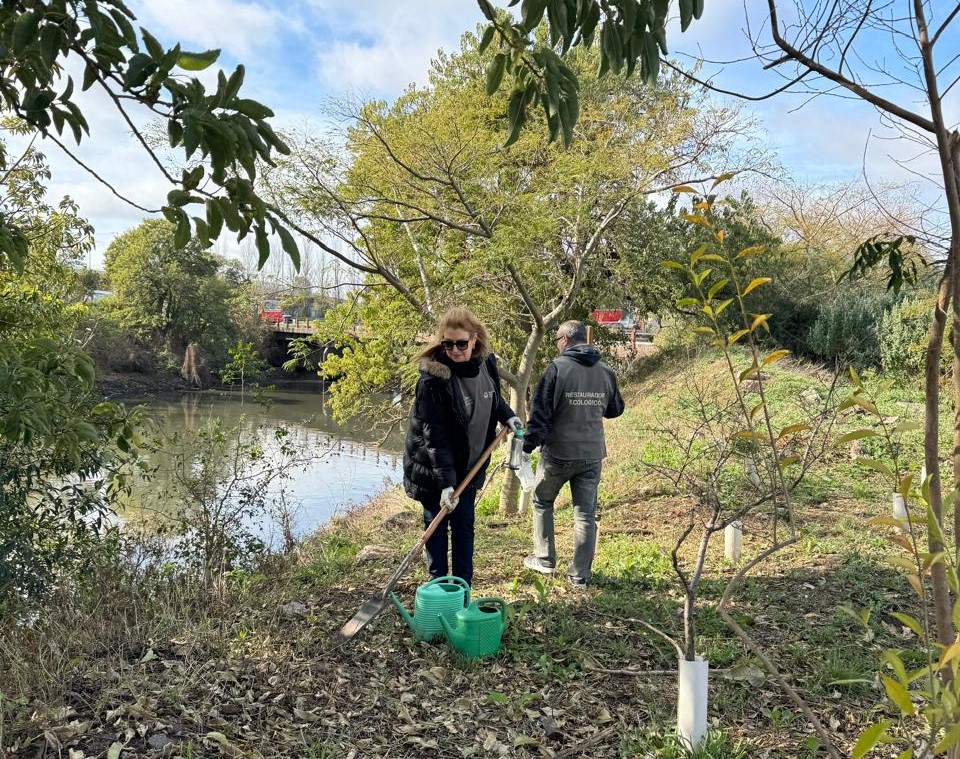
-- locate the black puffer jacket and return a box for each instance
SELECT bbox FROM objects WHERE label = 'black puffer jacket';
[403,351,515,502]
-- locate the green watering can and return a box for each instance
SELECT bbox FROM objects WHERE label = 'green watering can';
[390,575,470,642]
[438,597,507,658]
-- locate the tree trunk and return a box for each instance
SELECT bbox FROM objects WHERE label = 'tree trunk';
[914,3,960,646]
[498,327,548,515]
[927,268,954,646]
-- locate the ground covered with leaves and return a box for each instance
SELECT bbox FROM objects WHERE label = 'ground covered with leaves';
[1,352,930,758]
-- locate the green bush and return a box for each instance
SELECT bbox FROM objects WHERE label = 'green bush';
[878,292,949,378]
[805,291,892,367]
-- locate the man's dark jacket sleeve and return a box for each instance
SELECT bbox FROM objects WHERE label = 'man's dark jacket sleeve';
[605,377,625,419]
[522,362,557,453]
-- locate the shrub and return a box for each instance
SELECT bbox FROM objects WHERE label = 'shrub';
[878,292,949,379]
[805,291,892,367]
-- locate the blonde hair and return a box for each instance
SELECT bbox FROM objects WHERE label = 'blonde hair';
[417,306,491,361]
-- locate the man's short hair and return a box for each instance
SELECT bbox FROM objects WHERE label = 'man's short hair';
[558,320,588,344]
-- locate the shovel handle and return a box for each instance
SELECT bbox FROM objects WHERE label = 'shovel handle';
[381,425,511,595]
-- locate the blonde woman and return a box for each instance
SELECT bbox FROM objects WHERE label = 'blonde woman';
[402,307,521,587]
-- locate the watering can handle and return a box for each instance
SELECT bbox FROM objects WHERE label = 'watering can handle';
[378,427,510,599]
[474,597,508,625]
[425,575,472,602]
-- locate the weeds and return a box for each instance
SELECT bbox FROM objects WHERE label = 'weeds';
[620,727,749,758]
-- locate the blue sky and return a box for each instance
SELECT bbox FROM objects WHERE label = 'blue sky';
[30,0,957,267]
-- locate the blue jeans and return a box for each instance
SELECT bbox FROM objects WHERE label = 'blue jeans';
[531,457,602,582]
[421,486,478,587]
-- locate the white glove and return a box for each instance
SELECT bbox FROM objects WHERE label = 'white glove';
[506,416,524,433]
[440,486,458,512]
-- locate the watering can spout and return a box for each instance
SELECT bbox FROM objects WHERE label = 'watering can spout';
[389,592,415,630]
[438,613,463,647]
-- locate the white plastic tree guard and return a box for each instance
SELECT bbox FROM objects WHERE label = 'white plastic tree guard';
[724,520,743,561]
[892,492,908,520]
[677,656,709,749]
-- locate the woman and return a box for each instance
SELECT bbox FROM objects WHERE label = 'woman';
[402,307,521,587]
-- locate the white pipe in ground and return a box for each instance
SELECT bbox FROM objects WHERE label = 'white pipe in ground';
[724,521,742,561]
[677,656,709,750]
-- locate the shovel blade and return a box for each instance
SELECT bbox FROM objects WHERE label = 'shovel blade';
[337,595,389,640]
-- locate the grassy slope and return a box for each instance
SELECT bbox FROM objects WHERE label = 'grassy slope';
[0,350,933,758]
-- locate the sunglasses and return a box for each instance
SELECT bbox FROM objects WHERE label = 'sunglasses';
[441,339,471,351]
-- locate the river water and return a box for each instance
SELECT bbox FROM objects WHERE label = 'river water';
[124,388,404,542]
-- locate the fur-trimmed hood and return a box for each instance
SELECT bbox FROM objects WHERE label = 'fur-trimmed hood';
[417,353,487,381]
[418,357,451,380]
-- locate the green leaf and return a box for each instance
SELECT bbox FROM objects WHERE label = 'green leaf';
[777,455,800,471]
[478,0,497,20]
[678,0,693,31]
[141,27,165,59]
[881,675,914,715]
[233,98,274,119]
[852,721,889,759]
[174,215,191,249]
[222,65,246,104]
[760,350,789,367]
[13,9,43,55]
[777,423,810,439]
[255,223,270,270]
[504,87,528,147]
[893,420,922,433]
[688,243,708,265]
[478,24,497,54]
[857,458,893,477]
[276,223,301,271]
[849,364,863,389]
[714,298,733,316]
[834,429,879,445]
[734,244,764,259]
[707,279,730,300]
[934,721,960,754]
[742,277,771,296]
[486,54,507,95]
[660,260,686,270]
[177,48,221,71]
[125,53,156,88]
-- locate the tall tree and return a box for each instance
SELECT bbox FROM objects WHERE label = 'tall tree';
[102,219,238,365]
[0,131,136,611]
[268,33,755,512]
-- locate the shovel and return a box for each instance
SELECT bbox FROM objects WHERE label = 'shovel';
[336,425,511,641]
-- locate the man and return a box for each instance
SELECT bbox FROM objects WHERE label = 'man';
[521,320,625,588]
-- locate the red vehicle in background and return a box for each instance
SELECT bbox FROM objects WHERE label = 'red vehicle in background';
[590,308,622,326]
[259,300,283,325]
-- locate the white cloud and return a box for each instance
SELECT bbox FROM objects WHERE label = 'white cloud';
[307,0,483,95]
[135,0,291,59]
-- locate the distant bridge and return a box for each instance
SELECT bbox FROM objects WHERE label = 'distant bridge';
[266,318,316,336]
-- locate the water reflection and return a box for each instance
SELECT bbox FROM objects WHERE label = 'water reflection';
[125,389,404,541]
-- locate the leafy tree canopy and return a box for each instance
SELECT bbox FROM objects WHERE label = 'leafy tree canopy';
[476,0,705,145]
[102,219,238,363]
[0,0,298,274]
